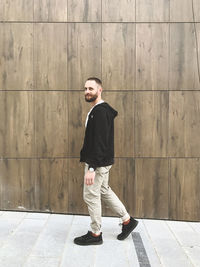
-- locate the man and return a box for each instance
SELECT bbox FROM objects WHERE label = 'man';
[74,77,138,246]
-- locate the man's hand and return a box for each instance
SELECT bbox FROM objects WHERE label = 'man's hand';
[84,170,95,185]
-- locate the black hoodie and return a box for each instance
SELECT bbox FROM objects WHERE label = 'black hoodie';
[80,102,118,169]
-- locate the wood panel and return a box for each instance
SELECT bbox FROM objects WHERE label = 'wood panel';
[34,0,68,22]
[170,0,200,22]
[193,0,200,21]
[34,91,68,157]
[134,158,169,219]
[36,158,68,213]
[196,23,200,84]
[0,91,35,158]
[0,0,200,222]
[0,23,33,90]
[34,23,67,90]
[102,23,135,90]
[169,91,200,157]
[67,23,101,90]
[0,0,33,21]
[68,0,101,22]
[102,158,135,218]
[102,0,135,22]
[0,91,5,157]
[68,159,88,214]
[0,159,38,211]
[136,23,169,90]
[68,92,88,157]
[170,23,200,90]
[169,159,200,221]
[102,91,134,157]
[136,0,169,22]
[134,91,169,157]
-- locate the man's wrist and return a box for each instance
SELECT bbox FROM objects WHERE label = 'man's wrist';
[88,165,96,172]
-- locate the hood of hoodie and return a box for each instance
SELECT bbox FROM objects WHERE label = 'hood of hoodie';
[93,102,118,119]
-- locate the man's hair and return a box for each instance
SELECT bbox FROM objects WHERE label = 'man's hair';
[86,77,102,87]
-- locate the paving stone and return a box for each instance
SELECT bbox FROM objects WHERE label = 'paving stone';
[29,215,73,258]
[0,219,23,247]
[1,211,27,220]
[166,220,200,247]
[0,211,199,267]
[0,219,46,266]
[25,212,50,220]
[184,246,200,267]
[24,256,60,267]
[189,222,200,234]
[143,220,194,267]
[136,220,162,267]
[60,223,97,267]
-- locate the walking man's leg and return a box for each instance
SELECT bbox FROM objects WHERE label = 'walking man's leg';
[74,164,138,245]
[74,163,104,245]
[100,165,138,240]
[83,163,103,235]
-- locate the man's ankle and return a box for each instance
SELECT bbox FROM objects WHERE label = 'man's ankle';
[91,232,100,237]
[123,218,130,225]
[123,215,131,225]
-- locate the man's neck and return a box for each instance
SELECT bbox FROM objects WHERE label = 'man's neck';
[91,98,102,107]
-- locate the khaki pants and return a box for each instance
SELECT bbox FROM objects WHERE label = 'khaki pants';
[83,163,130,234]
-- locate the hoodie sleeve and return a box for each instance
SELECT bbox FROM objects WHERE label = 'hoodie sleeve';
[88,108,110,168]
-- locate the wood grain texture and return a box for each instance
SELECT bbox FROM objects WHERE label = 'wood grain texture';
[0,159,39,211]
[102,23,135,90]
[34,91,68,157]
[102,0,135,22]
[134,158,169,219]
[169,158,200,221]
[169,91,200,157]
[0,0,33,21]
[193,0,200,21]
[68,0,101,22]
[67,23,101,90]
[102,91,134,157]
[68,159,88,214]
[0,23,33,90]
[34,0,68,22]
[136,23,169,90]
[36,158,68,213]
[68,91,88,157]
[1,1,200,222]
[34,23,67,90]
[170,0,200,22]
[136,0,169,22]
[196,23,200,85]
[0,92,5,157]
[0,158,69,213]
[102,158,135,217]
[0,91,35,158]
[134,91,169,157]
[170,23,200,90]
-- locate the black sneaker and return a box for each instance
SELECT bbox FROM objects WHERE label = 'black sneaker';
[117,217,138,240]
[74,231,103,246]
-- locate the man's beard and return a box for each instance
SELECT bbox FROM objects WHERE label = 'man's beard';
[85,94,98,102]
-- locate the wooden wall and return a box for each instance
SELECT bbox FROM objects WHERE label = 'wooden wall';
[0,0,200,221]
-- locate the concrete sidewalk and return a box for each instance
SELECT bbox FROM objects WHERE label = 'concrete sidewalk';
[0,211,199,267]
